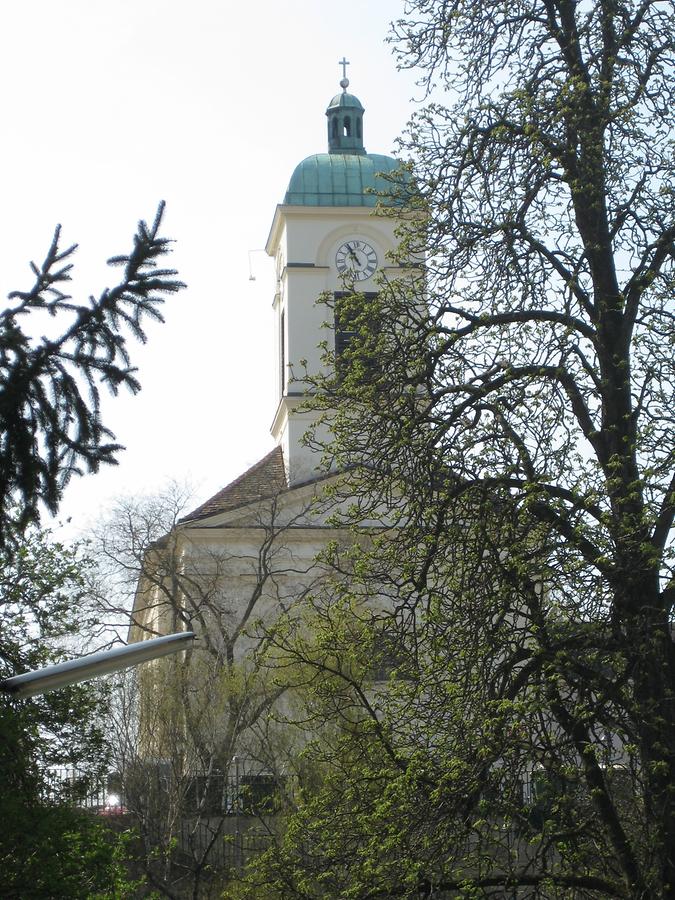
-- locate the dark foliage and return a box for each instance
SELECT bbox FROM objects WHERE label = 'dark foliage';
[0,202,184,546]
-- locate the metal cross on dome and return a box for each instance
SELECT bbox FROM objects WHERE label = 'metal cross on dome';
[339,57,350,80]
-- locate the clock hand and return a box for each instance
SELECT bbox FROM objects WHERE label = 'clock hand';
[352,250,365,269]
[346,244,361,266]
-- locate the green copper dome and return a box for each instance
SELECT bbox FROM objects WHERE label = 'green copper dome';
[284,153,403,207]
[327,92,364,111]
[283,74,405,207]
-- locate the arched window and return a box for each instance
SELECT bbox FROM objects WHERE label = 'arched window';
[356,118,362,139]
[331,117,338,139]
[343,116,352,137]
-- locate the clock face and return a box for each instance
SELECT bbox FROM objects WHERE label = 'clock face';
[335,240,378,282]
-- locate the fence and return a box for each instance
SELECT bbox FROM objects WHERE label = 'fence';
[43,768,117,812]
[44,765,280,871]
[179,819,273,871]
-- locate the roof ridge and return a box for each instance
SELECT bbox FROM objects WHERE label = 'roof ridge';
[180,446,288,523]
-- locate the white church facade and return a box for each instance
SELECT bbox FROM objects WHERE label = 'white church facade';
[128,69,410,784]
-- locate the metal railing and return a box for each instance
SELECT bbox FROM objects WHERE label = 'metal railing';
[44,765,280,871]
[43,768,119,812]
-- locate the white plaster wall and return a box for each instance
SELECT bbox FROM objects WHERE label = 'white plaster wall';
[268,205,401,485]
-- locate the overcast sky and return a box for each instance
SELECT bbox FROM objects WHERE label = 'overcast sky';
[0,1,420,538]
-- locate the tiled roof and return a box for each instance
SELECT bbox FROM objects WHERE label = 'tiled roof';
[180,446,288,524]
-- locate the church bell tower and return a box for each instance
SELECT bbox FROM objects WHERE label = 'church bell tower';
[266,61,405,486]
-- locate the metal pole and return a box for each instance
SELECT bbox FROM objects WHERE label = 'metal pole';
[0,632,196,699]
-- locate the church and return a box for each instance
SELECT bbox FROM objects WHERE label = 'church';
[185,66,406,505]
[128,65,411,814]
